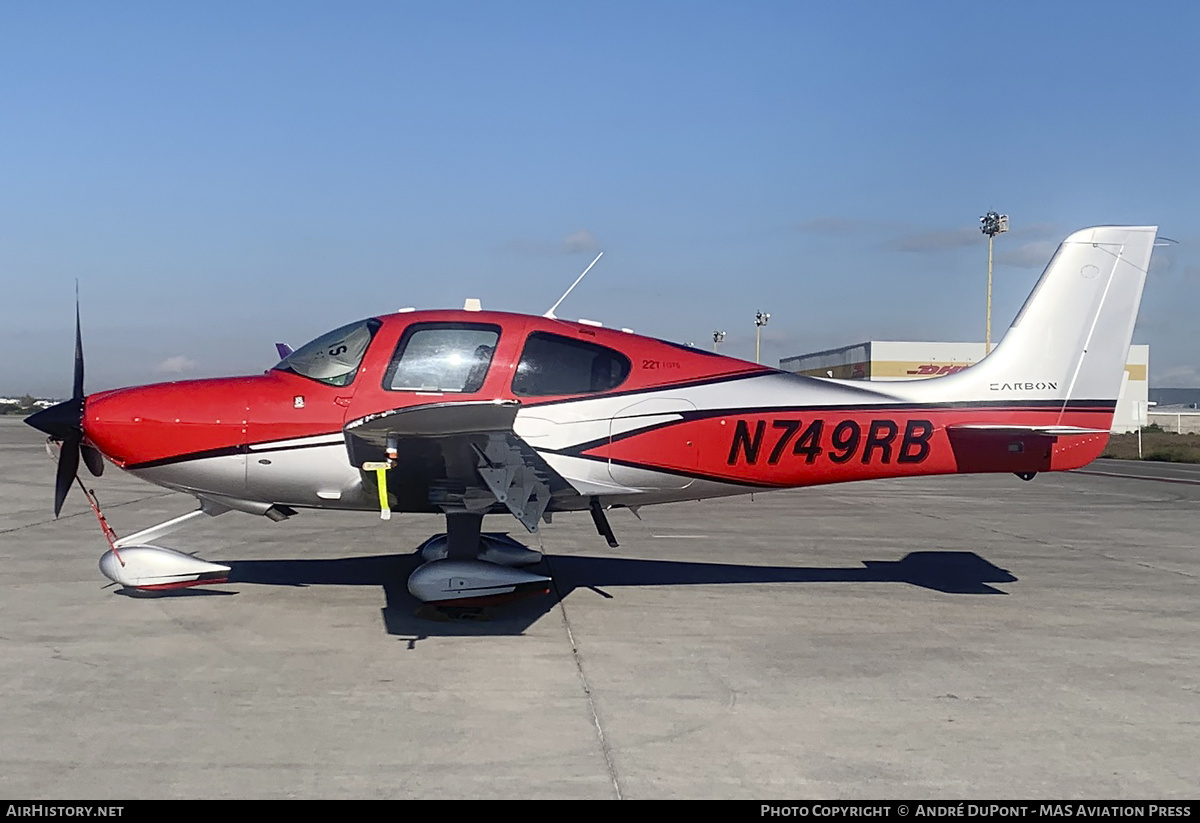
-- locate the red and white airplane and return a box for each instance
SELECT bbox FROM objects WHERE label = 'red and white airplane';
[27,226,1157,606]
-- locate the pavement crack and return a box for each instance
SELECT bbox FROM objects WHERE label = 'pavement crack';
[1134,561,1197,579]
[547,558,623,800]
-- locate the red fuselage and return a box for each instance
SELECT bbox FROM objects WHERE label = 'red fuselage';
[81,309,1112,508]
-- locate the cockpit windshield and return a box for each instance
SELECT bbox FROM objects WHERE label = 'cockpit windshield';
[273,318,381,387]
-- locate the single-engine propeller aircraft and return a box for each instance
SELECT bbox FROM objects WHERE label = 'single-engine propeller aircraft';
[27,226,1157,607]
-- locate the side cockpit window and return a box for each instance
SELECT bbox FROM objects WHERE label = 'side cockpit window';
[384,324,500,393]
[274,318,381,387]
[512,332,631,397]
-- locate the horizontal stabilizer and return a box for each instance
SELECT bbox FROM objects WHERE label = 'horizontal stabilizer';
[945,423,1110,474]
[945,424,1110,437]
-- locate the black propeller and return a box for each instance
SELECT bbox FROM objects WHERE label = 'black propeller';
[24,292,103,517]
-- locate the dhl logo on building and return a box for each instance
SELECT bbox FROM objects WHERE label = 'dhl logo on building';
[905,364,970,376]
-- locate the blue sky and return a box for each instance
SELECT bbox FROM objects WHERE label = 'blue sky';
[2,1,1198,397]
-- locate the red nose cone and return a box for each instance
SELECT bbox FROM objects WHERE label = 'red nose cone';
[86,378,255,468]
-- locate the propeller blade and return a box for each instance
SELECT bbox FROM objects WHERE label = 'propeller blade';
[73,286,85,400]
[54,432,81,517]
[29,287,94,516]
[81,443,105,477]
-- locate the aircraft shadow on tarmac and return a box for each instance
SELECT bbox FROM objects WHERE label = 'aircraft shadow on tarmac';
[207,550,1017,643]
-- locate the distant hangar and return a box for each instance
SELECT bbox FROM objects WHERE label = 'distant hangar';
[780,341,1149,434]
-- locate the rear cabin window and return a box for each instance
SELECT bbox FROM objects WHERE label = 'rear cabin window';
[512,332,631,397]
[384,324,500,393]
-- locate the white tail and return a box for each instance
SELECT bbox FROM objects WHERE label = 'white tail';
[899,226,1157,413]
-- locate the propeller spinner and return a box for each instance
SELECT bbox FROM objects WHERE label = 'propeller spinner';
[24,294,103,517]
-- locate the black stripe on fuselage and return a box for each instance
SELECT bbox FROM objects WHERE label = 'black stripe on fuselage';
[602,454,781,489]
[124,435,344,470]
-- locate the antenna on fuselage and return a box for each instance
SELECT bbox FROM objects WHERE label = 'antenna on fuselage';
[543,252,603,319]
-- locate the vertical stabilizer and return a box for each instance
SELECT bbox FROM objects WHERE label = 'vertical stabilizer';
[901,226,1157,414]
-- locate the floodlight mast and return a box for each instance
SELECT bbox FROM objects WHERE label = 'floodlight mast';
[754,311,770,364]
[712,330,726,352]
[979,212,1009,354]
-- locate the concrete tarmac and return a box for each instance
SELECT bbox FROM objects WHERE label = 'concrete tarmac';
[1,417,1197,799]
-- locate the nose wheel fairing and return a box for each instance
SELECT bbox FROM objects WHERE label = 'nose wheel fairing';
[99,546,231,591]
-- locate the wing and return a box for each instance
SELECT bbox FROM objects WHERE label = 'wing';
[343,400,575,531]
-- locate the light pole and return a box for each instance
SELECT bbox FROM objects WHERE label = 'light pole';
[979,211,1009,354]
[712,330,726,352]
[754,311,770,364]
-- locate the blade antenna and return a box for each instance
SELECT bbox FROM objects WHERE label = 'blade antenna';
[544,252,603,319]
